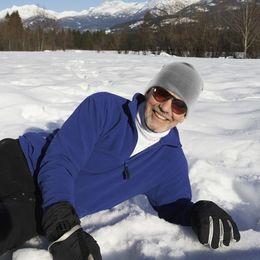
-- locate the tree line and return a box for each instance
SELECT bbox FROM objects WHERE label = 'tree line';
[0,0,260,58]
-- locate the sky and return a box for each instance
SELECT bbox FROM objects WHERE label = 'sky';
[0,0,146,12]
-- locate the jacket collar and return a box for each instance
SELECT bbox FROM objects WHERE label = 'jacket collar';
[128,93,182,148]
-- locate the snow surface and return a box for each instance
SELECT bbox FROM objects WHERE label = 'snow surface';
[0,51,259,260]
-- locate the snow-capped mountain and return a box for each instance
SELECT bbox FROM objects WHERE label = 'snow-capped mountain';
[84,0,145,16]
[123,0,250,32]
[0,0,201,31]
[176,0,247,20]
[147,0,200,14]
[0,5,57,20]
[0,1,146,20]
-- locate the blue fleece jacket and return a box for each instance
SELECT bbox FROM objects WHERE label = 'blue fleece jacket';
[19,92,193,225]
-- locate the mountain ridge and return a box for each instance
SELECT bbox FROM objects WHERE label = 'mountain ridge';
[0,0,201,31]
[0,0,201,19]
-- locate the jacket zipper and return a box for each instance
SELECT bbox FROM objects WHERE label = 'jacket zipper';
[122,141,165,180]
[123,163,130,180]
[122,139,178,181]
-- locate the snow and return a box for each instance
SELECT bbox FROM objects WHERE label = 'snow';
[86,0,145,16]
[147,0,200,9]
[0,5,58,20]
[0,0,202,20]
[0,4,85,20]
[0,50,260,259]
[0,1,145,20]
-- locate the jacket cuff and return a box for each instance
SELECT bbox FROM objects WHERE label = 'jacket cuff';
[153,198,194,226]
[42,201,81,241]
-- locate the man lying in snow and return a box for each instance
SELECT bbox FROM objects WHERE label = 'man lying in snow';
[0,62,240,259]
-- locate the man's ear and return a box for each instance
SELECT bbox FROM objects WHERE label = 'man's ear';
[179,116,185,123]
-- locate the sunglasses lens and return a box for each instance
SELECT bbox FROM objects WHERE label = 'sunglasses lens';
[172,100,187,115]
[152,87,187,115]
[152,87,172,102]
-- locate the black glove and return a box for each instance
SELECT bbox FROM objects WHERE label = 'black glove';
[190,200,240,249]
[42,201,102,260]
[49,228,101,260]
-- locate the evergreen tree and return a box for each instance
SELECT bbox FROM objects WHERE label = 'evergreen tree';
[4,11,24,50]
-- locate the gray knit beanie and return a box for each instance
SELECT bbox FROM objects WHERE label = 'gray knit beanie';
[147,62,203,111]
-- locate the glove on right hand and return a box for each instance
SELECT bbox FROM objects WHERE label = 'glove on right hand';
[42,202,102,260]
[190,200,240,249]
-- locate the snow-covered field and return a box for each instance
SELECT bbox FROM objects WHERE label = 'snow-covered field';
[0,51,259,260]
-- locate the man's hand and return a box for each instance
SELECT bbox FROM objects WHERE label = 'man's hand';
[190,200,240,249]
[42,202,102,260]
[49,228,101,260]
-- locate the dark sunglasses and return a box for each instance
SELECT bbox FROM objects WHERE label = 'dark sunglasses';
[151,87,187,115]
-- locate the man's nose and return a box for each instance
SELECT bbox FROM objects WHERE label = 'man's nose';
[159,99,172,113]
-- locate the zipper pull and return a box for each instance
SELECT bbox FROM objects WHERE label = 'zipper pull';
[123,163,130,180]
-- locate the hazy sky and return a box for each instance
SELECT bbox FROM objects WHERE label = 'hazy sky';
[0,0,146,12]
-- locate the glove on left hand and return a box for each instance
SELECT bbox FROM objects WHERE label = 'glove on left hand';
[49,228,102,260]
[190,200,240,249]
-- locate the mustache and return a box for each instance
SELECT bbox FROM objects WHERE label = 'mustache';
[152,106,172,121]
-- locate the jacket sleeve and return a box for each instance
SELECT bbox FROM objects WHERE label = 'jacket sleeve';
[37,93,109,209]
[146,150,193,226]
[152,199,194,226]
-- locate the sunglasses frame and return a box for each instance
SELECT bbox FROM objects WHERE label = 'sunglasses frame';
[151,87,187,115]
